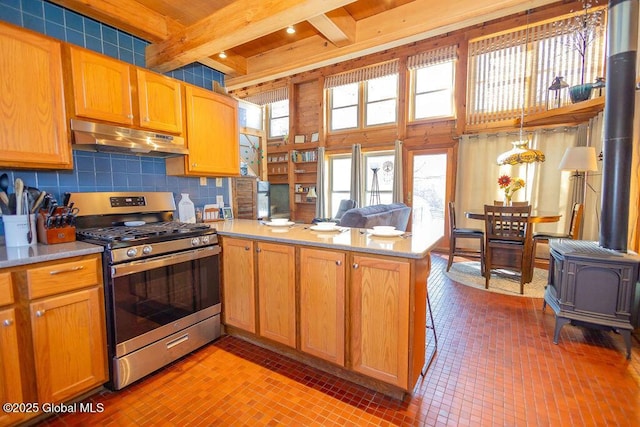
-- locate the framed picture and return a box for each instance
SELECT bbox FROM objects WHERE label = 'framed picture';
[221,207,234,219]
[294,135,305,144]
[310,132,319,142]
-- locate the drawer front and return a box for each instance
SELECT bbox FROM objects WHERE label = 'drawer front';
[0,272,13,306]
[27,256,101,299]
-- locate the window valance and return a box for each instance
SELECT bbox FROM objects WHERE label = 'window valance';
[407,45,458,70]
[324,60,399,89]
[243,87,288,105]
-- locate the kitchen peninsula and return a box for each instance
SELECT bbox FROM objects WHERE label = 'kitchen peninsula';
[215,219,442,398]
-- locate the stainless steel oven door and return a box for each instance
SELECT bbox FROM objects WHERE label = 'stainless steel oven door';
[109,245,221,358]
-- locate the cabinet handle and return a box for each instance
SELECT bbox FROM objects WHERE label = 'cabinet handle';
[244,246,250,251]
[336,260,342,266]
[49,265,84,275]
[144,117,150,122]
[192,163,198,167]
[353,263,359,269]
[127,114,134,119]
[2,319,13,327]
[36,310,46,317]
[256,248,262,253]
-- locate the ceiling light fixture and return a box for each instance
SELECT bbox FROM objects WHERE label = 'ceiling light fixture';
[286,26,295,34]
[219,51,227,59]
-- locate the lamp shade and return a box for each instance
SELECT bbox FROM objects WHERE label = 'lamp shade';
[306,187,317,198]
[558,147,598,171]
[496,140,545,165]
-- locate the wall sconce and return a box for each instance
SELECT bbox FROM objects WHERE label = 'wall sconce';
[546,76,569,110]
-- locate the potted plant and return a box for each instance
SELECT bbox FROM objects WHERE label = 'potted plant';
[563,1,605,103]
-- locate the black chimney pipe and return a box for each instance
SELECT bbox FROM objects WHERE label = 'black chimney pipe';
[600,0,638,252]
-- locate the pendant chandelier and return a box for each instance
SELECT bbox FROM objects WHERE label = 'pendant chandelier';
[496,11,545,166]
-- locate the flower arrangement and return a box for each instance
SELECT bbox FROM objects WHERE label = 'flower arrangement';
[498,175,525,204]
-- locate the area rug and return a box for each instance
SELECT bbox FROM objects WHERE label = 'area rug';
[444,261,547,298]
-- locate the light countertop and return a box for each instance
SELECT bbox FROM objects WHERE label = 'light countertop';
[0,241,103,269]
[212,219,443,259]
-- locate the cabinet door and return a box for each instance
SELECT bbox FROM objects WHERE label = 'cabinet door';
[30,287,107,403]
[222,237,256,333]
[68,46,134,125]
[257,242,295,347]
[136,69,183,133]
[0,23,71,170]
[0,308,24,427]
[350,255,410,387]
[300,248,345,366]
[181,85,239,176]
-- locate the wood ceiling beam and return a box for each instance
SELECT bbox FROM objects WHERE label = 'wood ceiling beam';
[199,52,248,77]
[307,8,356,47]
[47,0,178,42]
[226,0,558,90]
[145,0,358,73]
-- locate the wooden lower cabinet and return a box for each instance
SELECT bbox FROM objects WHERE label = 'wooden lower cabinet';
[30,287,106,403]
[350,254,411,388]
[222,237,256,333]
[0,307,24,427]
[257,242,296,347]
[299,247,345,366]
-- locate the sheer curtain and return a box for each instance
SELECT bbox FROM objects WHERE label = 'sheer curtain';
[392,139,403,203]
[315,147,326,218]
[455,128,603,239]
[350,144,362,207]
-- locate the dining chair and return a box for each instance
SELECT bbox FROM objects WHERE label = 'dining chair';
[483,204,532,294]
[533,203,583,253]
[494,200,528,206]
[446,202,485,275]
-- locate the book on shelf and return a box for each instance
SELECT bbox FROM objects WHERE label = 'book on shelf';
[292,150,317,162]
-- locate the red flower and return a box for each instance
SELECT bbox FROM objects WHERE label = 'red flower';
[497,175,512,189]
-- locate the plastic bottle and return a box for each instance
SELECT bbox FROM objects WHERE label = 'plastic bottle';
[178,193,196,223]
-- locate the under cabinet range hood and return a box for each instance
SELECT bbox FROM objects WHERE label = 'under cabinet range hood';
[71,119,188,158]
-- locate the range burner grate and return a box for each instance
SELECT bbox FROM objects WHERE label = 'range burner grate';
[77,222,211,242]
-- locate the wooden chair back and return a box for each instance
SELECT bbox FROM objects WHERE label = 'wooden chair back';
[447,201,457,231]
[484,204,532,243]
[494,200,529,206]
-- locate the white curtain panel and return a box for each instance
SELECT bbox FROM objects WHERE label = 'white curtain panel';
[392,139,404,203]
[350,144,362,207]
[455,127,604,240]
[315,147,326,218]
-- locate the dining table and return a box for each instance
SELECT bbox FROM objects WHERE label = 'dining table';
[464,209,562,283]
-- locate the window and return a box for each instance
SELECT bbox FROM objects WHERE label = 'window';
[467,8,606,125]
[326,61,399,132]
[408,45,457,121]
[268,99,289,139]
[328,151,394,215]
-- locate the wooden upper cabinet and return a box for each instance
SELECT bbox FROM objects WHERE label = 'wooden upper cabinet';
[0,22,71,170]
[350,254,411,388]
[67,45,134,125]
[167,85,240,177]
[136,69,183,133]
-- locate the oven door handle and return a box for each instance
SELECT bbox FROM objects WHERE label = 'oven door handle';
[111,245,221,278]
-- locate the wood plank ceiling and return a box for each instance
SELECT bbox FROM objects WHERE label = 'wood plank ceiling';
[49,0,559,90]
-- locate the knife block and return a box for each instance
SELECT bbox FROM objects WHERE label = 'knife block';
[37,210,76,244]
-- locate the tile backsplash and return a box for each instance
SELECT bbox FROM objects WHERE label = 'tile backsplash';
[0,0,231,236]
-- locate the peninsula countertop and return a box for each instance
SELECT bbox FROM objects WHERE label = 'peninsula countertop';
[212,219,442,259]
[0,241,104,269]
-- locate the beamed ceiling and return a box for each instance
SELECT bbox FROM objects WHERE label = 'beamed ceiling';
[49,0,560,90]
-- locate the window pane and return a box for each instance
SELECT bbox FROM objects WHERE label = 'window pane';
[415,91,453,119]
[367,74,398,102]
[270,100,289,118]
[366,99,396,126]
[269,117,288,138]
[331,106,358,130]
[331,157,352,192]
[415,62,453,92]
[365,154,394,193]
[332,83,358,108]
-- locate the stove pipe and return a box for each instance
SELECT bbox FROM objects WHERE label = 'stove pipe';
[600,0,639,252]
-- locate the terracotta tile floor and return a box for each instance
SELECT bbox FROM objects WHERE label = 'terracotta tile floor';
[39,254,640,426]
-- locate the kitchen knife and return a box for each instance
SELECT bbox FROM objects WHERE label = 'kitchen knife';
[31,190,46,213]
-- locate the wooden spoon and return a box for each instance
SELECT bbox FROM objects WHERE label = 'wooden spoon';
[14,178,23,216]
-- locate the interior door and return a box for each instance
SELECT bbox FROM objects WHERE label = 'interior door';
[407,148,454,245]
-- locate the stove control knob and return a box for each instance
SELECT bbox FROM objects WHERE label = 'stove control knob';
[126,248,138,258]
[201,236,210,244]
[142,245,152,255]
[191,237,200,246]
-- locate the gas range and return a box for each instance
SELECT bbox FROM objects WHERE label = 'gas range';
[67,192,218,263]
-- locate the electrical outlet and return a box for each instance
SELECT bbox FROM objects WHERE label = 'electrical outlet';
[199,177,207,186]
[216,178,222,187]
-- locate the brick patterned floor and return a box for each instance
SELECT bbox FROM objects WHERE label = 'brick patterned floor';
[39,254,640,426]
